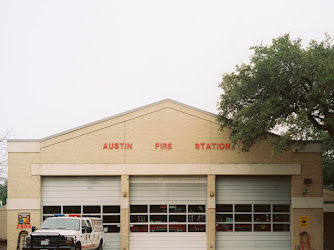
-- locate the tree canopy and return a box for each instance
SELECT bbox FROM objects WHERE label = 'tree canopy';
[218,34,334,186]
[0,180,7,206]
[0,131,9,205]
[218,34,334,151]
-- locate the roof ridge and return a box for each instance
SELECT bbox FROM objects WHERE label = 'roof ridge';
[8,99,217,142]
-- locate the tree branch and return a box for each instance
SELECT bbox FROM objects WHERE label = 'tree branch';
[308,113,334,139]
[308,113,325,130]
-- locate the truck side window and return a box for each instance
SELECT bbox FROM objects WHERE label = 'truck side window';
[86,220,92,228]
[82,220,87,231]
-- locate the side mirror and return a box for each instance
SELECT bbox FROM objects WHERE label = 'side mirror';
[82,228,86,234]
[32,226,36,232]
[87,226,92,233]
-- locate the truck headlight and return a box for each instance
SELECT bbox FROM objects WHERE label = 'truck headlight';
[25,236,31,245]
[65,237,74,244]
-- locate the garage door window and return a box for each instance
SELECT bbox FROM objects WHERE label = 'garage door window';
[43,206,61,215]
[42,205,121,233]
[216,204,290,232]
[130,204,206,233]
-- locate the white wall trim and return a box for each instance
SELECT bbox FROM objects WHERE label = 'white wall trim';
[293,143,322,153]
[7,141,40,153]
[7,198,40,210]
[324,203,334,212]
[31,163,301,176]
[292,197,324,208]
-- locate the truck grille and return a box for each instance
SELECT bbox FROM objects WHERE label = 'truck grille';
[31,235,60,245]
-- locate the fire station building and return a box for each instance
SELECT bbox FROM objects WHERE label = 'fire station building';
[7,99,324,249]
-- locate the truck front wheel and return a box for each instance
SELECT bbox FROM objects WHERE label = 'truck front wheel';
[97,241,103,250]
[75,243,81,250]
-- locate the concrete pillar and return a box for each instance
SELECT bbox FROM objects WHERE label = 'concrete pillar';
[121,175,129,250]
[207,174,216,250]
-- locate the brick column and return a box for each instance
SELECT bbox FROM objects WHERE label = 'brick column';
[121,175,129,250]
[207,174,216,250]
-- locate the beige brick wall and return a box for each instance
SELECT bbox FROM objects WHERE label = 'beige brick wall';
[290,153,323,249]
[121,175,129,250]
[0,207,7,240]
[8,153,41,199]
[7,210,41,250]
[207,175,216,250]
[7,101,323,250]
[291,208,323,250]
[292,153,323,197]
[324,188,334,202]
[34,107,294,165]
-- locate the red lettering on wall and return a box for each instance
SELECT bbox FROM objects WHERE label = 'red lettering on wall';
[16,224,31,229]
[155,143,173,149]
[195,142,231,150]
[103,143,133,150]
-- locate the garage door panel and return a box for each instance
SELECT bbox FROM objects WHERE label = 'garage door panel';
[216,177,291,204]
[217,232,291,241]
[130,176,207,184]
[42,191,120,198]
[130,177,207,250]
[131,184,206,191]
[217,196,290,203]
[42,177,121,250]
[218,186,290,192]
[42,191,121,196]
[218,176,290,184]
[42,186,121,191]
[130,190,207,197]
[130,233,206,249]
[104,234,121,249]
[43,177,120,185]
[216,176,291,250]
[42,198,120,205]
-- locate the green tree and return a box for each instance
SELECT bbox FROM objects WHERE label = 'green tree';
[218,34,334,186]
[0,180,7,206]
[322,133,334,187]
[0,131,9,204]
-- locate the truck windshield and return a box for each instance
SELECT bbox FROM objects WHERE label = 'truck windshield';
[39,218,80,231]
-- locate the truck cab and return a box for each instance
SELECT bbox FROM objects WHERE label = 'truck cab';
[23,216,104,250]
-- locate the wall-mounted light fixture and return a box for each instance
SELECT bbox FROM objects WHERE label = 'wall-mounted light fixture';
[123,192,127,197]
[210,191,214,197]
[304,179,312,185]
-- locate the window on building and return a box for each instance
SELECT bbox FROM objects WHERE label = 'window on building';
[130,204,206,233]
[42,205,121,233]
[216,204,290,232]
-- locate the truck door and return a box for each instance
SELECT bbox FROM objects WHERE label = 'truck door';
[80,220,88,249]
[85,219,97,249]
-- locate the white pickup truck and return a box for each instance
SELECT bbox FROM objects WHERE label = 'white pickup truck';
[22,216,104,250]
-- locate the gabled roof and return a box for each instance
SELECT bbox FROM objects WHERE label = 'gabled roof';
[8,99,217,142]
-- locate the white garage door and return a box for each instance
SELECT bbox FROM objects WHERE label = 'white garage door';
[42,176,121,250]
[129,176,207,250]
[216,176,291,250]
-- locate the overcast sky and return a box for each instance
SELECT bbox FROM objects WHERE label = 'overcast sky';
[1,0,333,140]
